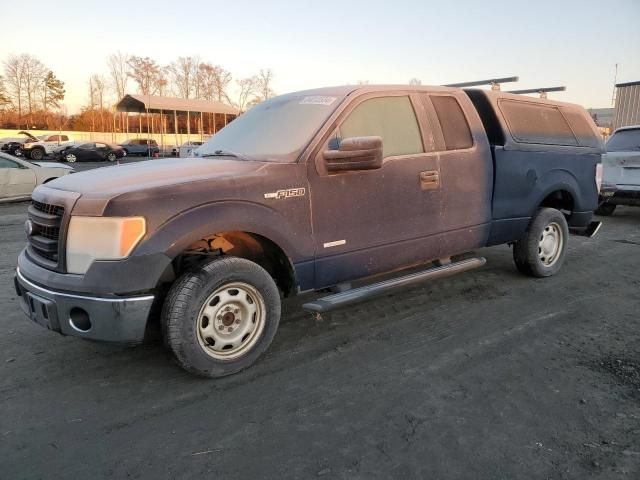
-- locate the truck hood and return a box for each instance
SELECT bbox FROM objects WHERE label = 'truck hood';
[45,157,265,198]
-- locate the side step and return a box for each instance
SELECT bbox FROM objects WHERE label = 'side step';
[302,257,486,313]
[570,220,602,238]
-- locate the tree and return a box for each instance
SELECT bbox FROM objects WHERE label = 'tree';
[3,54,25,119]
[21,54,47,119]
[235,76,258,113]
[197,63,232,104]
[409,78,422,86]
[90,74,107,132]
[107,51,130,100]
[256,68,275,101]
[0,75,10,109]
[127,56,163,96]
[168,56,199,99]
[42,71,65,110]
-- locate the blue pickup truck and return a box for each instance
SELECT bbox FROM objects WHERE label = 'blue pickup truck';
[15,85,603,377]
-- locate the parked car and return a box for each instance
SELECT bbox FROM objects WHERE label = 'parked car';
[118,138,160,156]
[172,141,204,158]
[58,142,126,163]
[0,152,73,203]
[15,85,603,378]
[596,125,640,215]
[1,131,41,157]
[21,133,75,160]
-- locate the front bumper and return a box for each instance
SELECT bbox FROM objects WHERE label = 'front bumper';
[14,267,155,343]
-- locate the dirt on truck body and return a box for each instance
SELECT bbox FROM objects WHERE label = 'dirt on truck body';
[14,84,604,377]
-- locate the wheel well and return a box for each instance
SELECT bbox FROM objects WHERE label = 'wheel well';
[42,177,56,184]
[539,190,574,215]
[174,231,297,297]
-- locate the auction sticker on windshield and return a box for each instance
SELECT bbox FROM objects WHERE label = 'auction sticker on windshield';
[299,96,337,106]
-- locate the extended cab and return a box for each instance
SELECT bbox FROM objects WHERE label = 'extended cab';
[14,85,603,377]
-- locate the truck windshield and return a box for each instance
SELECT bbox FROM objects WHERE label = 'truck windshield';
[607,129,640,152]
[196,94,343,162]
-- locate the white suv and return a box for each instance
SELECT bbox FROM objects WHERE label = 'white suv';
[22,134,75,160]
[597,125,640,216]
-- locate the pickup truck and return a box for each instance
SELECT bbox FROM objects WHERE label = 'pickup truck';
[14,85,604,378]
[597,125,640,215]
[21,133,75,160]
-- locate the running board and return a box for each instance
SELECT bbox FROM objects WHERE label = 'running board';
[302,257,486,313]
[570,221,602,238]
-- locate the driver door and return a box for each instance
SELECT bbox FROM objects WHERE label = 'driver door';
[307,92,443,288]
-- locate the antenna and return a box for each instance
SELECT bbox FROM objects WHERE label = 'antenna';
[507,86,566,99]
[444,76,519,91]
[611,63,618,106]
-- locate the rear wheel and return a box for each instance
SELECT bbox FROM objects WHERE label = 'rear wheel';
[595,203,616,216]
[162,256,281,378]
[513,207,569,277]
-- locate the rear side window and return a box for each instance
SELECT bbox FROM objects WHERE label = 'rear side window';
[430,96,473,150]
[561,109,601,148]
[60,135,69,141]
[607,129,640,152]
[340,96,424,158]
[499,100,577,146]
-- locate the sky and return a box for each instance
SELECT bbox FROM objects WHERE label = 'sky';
[2,0,639,113]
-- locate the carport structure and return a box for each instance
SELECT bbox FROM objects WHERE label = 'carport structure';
[115,94,237,148]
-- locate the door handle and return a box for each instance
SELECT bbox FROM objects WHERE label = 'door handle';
[420,170,440,189]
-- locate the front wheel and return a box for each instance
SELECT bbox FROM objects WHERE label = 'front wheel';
[513,207,569,278]
[65,153,77,163]
[162,257,281,378]
[106,152,117,162]
[30,148,44,160]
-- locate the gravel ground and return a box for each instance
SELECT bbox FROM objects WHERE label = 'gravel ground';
[0,202,639,479]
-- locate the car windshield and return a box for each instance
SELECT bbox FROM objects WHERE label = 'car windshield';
[607,129,640,152]
[197,93,344,162]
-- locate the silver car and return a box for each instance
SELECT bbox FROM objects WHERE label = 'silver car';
[0,152,73,203]
[597,125,640,216]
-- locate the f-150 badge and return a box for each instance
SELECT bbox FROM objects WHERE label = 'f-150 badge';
[264,188,306,199]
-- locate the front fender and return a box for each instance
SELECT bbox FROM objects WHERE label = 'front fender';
[135,200,313,264]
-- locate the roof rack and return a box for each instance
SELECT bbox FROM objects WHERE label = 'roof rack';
[444,76,519,91]
[507,86,566,99]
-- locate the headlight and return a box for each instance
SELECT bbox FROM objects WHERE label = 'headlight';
[66,216,146,274]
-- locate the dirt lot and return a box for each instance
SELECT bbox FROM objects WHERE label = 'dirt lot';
[1,201,639,479]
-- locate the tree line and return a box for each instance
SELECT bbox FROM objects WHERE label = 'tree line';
[0,52,276,131]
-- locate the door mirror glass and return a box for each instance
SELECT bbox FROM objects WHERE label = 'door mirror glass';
[323,136,383,172]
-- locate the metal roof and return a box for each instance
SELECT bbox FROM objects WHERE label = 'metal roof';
[115,94,237,115]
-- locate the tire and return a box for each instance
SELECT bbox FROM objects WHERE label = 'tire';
[162,256,281,378]
[595,203,616,216]
[106,152,116,162]
[122,149,129,156]
[65,153,77,163]
[513,207,569,278]
[30,148,44,160]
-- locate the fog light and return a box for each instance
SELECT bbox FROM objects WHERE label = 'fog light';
[69,307,92,332]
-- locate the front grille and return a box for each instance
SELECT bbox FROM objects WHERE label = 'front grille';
[27,200,65,265]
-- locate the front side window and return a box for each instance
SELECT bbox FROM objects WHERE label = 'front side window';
[339,96,424,158]
[79,143,95,150]
[607,129,640,152]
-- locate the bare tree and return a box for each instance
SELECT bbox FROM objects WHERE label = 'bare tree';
[168,56,200,99]
[3,55,26,120]
[236,76,258,113]
[409,78,422,86]
[91,74,107,132]
[127,56,163,96]
[107,51,130,100]
[21,54,47,122]
[256,68,275,101]
[0,75,11,109]
[88,76,96,132]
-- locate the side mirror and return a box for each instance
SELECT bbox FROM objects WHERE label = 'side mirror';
[323,136,383,172]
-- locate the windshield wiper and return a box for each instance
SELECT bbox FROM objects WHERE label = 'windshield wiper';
[200,149,248,160]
